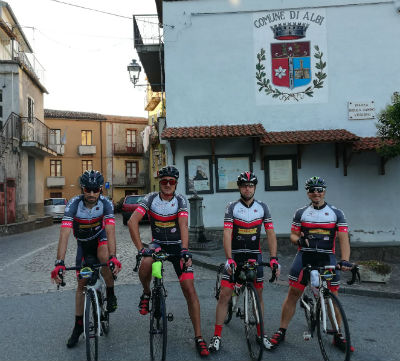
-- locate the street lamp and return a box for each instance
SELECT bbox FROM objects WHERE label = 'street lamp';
[127,59,141,87]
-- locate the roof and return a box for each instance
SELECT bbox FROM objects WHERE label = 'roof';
[261,129,359,145]
[161,123,266,140]
[353,137,395,152]
[44,109,107,120]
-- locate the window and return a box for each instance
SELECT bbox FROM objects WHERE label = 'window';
[264,155,298,191]
[82,160,93,173]
[126,129,136,147]
[50,129,61,144]
[50,160,62,176]
[81,130,92,145]
[126,161,138,180]
[28,97,34,121]
[49,192,63,198]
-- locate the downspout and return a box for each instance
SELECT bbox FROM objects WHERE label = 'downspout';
[99,119,103,174]
[111,122,114,200]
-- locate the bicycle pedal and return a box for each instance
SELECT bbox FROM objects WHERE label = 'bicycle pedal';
[303,331,311,341]
[167,313,174,322]
[236,308,242,317]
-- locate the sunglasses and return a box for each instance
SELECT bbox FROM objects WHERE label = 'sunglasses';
[308,187,325,193]
[83,187,101,193]
[159,179,177,186]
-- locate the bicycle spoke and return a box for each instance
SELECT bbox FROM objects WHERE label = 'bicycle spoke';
[85,291,98,361]
[316,291,351,361]
[150,291,167,361]
[244,285,263,361]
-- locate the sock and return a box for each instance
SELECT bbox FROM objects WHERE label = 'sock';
[214,324,223,337]
[279,328,287,335]
[75,315,83,328]
[106,287,114,298]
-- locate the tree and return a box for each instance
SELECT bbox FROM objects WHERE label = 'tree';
[376,92,400,159]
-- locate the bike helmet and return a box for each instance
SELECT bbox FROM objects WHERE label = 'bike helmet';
[80,170,104,188]
[158,165,179,179]
[237,171,258,186]
[305,176,327,190]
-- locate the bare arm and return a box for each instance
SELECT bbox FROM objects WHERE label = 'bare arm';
[56,227,72,260]
[266,228,278,257]
[127,210,145,250]
[289,230,302,245]
[105,223,117,256]
[223,228,233,259]
[178,216,189,249]
[338,231,351,268]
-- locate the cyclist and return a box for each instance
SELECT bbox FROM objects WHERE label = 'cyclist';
[128,165,210,357]
[50,170,121,348]
[267,176,354,352]
[208,171,280,353]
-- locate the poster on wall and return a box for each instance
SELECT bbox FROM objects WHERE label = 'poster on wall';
[184,156,213,194]
[253,8,328,104]
[216,155,252,192]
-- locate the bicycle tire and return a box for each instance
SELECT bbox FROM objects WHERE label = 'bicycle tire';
[85,290,99,361]
[150,288,167,361]
[244,283,264,361]
[316,291,351,361]
[300,288,315,337]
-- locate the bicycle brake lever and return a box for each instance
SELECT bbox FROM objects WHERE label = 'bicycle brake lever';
[269,264,278,283]
[347,265,360,285]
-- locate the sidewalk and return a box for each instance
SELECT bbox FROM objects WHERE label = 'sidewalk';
[191,246,400,299]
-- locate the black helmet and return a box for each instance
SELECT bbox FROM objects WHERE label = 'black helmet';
[158,165,179,179]
[80,170,104,188]
[237,171,258,186]
[305,176,327,190]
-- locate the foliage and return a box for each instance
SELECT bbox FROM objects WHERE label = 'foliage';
[358,260,392,275]
[376,92,400,158]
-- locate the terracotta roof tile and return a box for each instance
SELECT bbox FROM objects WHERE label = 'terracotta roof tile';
[161,123,266,140]
[44,109,107,120]
[261,129,359,145]
[353,137,395,152]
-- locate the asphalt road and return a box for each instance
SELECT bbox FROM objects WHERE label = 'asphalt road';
[0,214,399,361]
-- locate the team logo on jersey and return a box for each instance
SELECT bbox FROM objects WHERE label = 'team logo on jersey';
[309,228,330,235]
[251,236,257,241]
[155,221,175,228]
[238,228,257,235]
[171,228,177,233]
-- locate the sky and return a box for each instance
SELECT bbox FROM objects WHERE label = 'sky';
[8,0,157,117]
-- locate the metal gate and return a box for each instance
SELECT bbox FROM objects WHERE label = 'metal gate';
[0,183,4,225]
[0,179,16,225]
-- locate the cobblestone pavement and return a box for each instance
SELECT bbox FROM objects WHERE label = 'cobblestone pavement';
[0,214,216,298]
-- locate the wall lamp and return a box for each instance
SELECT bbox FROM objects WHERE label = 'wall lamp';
[127,59,142,87]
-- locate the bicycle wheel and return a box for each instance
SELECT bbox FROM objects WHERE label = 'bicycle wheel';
[300,288,315,337]
[85,290,99,361]
[150,289,167,361]
[244,284,264,361]
[316,291,351,361]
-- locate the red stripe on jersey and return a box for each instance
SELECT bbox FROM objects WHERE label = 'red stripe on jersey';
[61,221,73,228]
[224,222,233,229]
[74,216,102,224]
[148,210,178,221]
[178,211,188,218]
[135,206,146,215]
[291,225,301,232]
[264,222,274,230]
[301,222,337,229]
[104,218,115,225]
[233,218,263,228]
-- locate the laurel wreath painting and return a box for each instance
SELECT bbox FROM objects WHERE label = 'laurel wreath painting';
[256,45,327,101]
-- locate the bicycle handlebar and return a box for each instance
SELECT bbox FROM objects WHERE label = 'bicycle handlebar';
[133,251,188,273]
[300,263,360,286]
[230,260,277,284]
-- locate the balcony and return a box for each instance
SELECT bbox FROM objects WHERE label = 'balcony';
[113,142,144,155]
[133,15,164,92]
[46,176,65,188]
[113,174,146,188]
[53,144,65,155]
[21,117,57,157]
[78,145,96,155]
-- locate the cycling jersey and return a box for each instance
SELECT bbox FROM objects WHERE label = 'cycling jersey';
[224,199,274,260]
[291,202,348,254]
[135,192,188,246]
[61,195,115,241]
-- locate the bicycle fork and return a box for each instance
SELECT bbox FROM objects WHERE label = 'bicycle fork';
[320,292,340,335]
[84,289,102,338]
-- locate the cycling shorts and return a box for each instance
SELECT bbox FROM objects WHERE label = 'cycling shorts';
[149,242,194,282]
[75,229,108,277]
[288,251,340,292]
[221,253,264,290]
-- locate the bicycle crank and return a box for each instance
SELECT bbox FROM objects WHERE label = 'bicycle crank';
[167,313,174,321]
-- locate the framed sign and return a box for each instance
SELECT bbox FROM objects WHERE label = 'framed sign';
[264,155,298,191]
[216,155,252,192]
[184,156,213,194]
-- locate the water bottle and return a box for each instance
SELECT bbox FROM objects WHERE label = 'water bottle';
[310,270,319,287]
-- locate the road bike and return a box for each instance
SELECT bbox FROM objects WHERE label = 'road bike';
[134,250,182,361]
[299,263,359,361]
[214,259,277,361]
[58,259,114,361]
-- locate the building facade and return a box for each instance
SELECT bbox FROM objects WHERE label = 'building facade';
[0,1,55,224]
[156,0,400,244]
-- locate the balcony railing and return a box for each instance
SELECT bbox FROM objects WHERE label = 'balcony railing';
[46,176,65,187]
[78,145,96,155]
[113,174,146,187]
[13,51,45,82]
[21,117,58,153]
[0,112,21,157]
[113,142,144,155]
[133,15,163,47]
